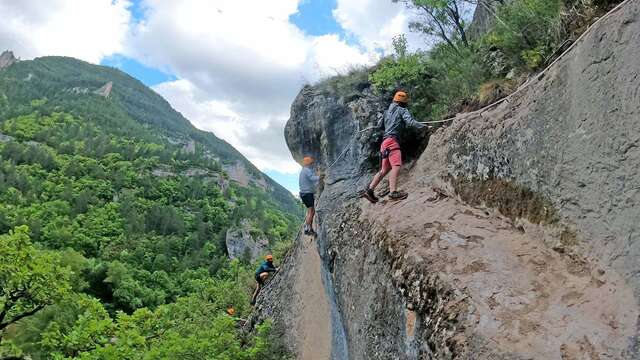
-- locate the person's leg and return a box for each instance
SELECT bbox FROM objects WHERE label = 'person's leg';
[305,207,313,226]
[259,272,269,283]
[369,154,391,190]
[251,282,261,304]
[301,194,314,232]
[369,167,390,190]
[308,206,315,227]
[387,141,403,194]
[388,165,401,192]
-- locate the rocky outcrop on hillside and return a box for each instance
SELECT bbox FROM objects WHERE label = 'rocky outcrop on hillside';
[225,219,270,262]
[0,50,17,69]
[258,1,640,359]
[93,81,113,98]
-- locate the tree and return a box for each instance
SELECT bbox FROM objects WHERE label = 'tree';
[0,226,72,341]
[394,0,471,51]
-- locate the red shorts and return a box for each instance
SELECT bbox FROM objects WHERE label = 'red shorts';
[380,137,402,173]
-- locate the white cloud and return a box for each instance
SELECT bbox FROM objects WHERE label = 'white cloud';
[153,79,301,174]
[333,0,425,53]
[0,0,131,63]
[130,0,373,174]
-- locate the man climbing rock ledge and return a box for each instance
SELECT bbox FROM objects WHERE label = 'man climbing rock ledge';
[363,91,426,203]
[299,156,321,235]
[251,254,278,305]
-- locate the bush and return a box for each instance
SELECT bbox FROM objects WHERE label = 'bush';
[426,44,491,118]
[481,0,563,71]
[370,53,433,119]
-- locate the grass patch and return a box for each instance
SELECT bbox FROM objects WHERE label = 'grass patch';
[451,177,559,225]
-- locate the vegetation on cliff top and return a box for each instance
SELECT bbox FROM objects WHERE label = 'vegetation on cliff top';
[372,0,622,121]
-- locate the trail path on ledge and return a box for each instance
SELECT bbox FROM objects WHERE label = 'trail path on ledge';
[294,236,332,359]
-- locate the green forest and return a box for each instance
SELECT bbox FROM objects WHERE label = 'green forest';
[0,57,302,359]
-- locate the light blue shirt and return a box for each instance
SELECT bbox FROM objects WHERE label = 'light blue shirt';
[299,166,319,194]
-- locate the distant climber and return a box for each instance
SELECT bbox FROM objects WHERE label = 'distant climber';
[225,304,247,326]
[363,91,426,202]
[299,156,321,235]
[250,254,279,305]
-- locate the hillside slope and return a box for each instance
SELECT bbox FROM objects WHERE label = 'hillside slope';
[257,0,640,358]
[0,54,299,214]
[0,54,301,358]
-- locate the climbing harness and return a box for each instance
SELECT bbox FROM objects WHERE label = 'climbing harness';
[380,147,400,159]
[324,0,632,171]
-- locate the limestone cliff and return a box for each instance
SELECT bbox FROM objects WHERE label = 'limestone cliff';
[256,1,640,359]
[0,50,18,69]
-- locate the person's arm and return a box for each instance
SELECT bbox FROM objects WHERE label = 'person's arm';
[266,262,277,272]
[306,167,320,184]
[377,113,384,130]
[401,108,425,129]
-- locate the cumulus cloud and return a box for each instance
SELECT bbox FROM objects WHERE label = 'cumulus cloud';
[0,0,131,63]
[129,0,373,174]
[153,79,300,173]
[333,0,425,53]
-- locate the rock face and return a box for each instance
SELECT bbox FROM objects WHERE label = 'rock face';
[0,50,17,69]
[259,1,640,359]
[93,81,113,98]
[467,0,503,40]
[225,220,269,261]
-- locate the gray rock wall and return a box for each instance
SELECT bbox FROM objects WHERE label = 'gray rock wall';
[423,0,640,297]
[225,219,269,262]
[0,50,17,70]
[260,1,640,358]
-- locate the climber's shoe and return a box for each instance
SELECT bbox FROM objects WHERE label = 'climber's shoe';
[389,190,408,201]
[377,188,390,198]
[303,224,311,235]
[362,188,378,203]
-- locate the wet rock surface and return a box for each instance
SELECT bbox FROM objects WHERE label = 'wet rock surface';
[258,1,640,358]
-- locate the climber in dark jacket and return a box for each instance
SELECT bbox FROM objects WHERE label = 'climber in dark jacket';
[251,254,278,305]
[363,91,425,202]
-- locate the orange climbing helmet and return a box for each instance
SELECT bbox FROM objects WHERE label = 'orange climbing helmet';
[303,156,314,166]
[393,91,408,103]
[265,254,273,261]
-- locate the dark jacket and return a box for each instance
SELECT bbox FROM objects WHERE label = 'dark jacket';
[255,260,277,275]
[377,102,425,144]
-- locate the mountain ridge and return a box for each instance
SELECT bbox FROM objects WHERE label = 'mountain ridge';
[0,54,299,213]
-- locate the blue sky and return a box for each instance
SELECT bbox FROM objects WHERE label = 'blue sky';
[97,0,351,194]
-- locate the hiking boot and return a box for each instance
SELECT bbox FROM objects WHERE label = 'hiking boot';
[389,190,408,201]
[377,188,390,198]
[362,188,378,203]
